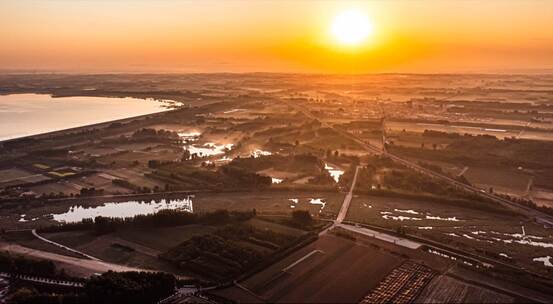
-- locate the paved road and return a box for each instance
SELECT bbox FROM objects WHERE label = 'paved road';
[336,223,422,249]
[318,165,362,237]
[336,165,361,224]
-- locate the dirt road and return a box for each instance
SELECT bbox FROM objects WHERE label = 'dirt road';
[0,242,150,277]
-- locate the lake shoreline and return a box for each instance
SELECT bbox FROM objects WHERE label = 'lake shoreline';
[0,93,180,144]
[0,109,174,144]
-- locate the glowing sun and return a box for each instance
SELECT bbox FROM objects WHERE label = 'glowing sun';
[331,9,373,46]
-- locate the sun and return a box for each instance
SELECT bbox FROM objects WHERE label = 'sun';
[331,9,373,46]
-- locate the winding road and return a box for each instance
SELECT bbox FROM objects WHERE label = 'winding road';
[0,242,151,277]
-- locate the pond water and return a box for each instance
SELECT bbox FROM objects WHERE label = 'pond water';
[380,210,461,222]
[0,94,174,141]
[178,131,201,142]
[533,256,553,267]
[459,229,553,248]
[324,163,344,183]
[309,198,326,213]
[51,197,194,223]
[251,149,272,158]
[394,209,419,215]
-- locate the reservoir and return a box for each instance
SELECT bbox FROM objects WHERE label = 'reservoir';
[0,93,174,141]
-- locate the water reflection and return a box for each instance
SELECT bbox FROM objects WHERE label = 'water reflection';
[533,256,553,267]
[324,163,344,183]
[52,197,194,223]
[0,94,173,141]
[185,143,233,158]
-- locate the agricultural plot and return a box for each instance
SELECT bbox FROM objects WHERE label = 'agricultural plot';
[159,219,309,280]
[28,180,82,196]
[228,234,403,303]
[415,275,514,303]
[360,261,436,304]
[0,168,34,182]
[463,166,531,197]
[42,225,217,272]
[0,168,50,187]
[346,194,553,276]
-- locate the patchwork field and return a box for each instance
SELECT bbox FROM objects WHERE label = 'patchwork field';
[415,275,514,303]
[41,225,217,272]
[215,234,404,303]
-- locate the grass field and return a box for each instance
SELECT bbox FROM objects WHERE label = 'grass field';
[191,190,345,218]
[463,166,531,196]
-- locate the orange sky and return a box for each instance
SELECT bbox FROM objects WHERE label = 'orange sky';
[1,0,553,73]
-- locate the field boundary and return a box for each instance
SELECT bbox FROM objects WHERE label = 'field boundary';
[31,229,101,261]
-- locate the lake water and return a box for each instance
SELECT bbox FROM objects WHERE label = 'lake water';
[0,94,173,141]
[51,197,194,223]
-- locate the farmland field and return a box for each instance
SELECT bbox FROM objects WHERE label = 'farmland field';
[41,225,218,272]
[416,275,514,303]
[216,234,404,303]
[345,194,553,275]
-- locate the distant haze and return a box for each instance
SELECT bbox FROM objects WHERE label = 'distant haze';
[1,0,553,73]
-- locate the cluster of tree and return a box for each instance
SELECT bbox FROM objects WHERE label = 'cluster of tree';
[291,210,313,227]
[0,252,58,278]
[228,153,324,176]
[85,271,175,304]
[422,129,462,139]
[218,165,272,188]
[502,194,553,217]
[150,161,272,190]
[147,159,176,169]
[160,222,295,281]
[131,128,178,142]
[7,271,176,304]
[78,187,104,197]
[38,209,256,235]
[161,233,262,280]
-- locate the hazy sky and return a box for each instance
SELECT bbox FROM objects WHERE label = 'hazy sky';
[1,0,553,73]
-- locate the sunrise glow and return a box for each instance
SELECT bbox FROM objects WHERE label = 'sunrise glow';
[331,9,373,46]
